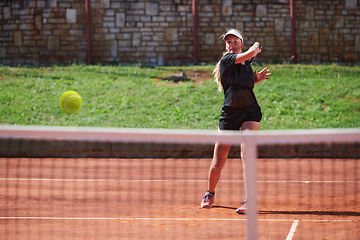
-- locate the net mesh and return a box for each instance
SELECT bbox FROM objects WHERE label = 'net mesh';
[0,126,359,240]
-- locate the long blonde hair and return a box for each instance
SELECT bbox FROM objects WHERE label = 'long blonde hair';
[213,52,227,92]
[213,29,243,92]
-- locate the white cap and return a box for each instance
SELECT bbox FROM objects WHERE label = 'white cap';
[223,29,243,42]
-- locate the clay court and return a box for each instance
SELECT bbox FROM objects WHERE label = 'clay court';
[1,157,359,239]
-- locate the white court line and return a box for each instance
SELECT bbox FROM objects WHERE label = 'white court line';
[0,178,209,182]
[258,180,359,183]
[0,217,245,221]
[0,217,356,222]
[0,178,358,183]
[286,220,299,240]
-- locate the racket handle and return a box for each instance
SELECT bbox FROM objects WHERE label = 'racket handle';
[249,44,262,64]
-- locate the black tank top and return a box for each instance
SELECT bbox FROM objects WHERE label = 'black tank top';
[220,53,261,112]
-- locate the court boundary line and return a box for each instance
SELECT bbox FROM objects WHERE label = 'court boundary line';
[0,217,357,222]
[1,178,358,183]
[285,220,299,240]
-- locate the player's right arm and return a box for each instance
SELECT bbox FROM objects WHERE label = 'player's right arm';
[234,42,262,64]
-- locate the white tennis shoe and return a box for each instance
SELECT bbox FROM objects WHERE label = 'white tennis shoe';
[236,200,247,214]
[201,193,215,208]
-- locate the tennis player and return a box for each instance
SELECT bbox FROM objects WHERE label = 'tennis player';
[201,29,271,213]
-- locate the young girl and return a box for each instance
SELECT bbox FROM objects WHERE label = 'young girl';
[201,29,271,213]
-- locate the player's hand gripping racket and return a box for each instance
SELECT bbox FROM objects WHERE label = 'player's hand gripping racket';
[249,44,262,64]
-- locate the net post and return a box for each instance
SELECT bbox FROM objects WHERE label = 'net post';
[243,135,258,240]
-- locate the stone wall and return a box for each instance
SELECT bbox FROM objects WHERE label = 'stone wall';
[1,0,359,66]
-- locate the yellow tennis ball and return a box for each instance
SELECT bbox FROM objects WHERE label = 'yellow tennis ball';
[59,91,82,114]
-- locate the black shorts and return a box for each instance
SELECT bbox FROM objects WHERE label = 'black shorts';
[219,109,262,131]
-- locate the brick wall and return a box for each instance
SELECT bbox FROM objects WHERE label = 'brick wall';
[0,0,359,66]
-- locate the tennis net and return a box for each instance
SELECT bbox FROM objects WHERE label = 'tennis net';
[0,125,359,240]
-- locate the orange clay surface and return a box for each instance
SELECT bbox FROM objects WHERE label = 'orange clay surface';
[1,157,359,239]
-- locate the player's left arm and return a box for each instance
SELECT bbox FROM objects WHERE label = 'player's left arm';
[254,66,271,84]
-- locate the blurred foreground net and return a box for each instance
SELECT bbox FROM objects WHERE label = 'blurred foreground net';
[0,126,359,240]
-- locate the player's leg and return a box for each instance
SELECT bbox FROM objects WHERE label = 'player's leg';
[236,120,260,213]
[201,142,232,208]
[240,121,260,197]
[209,142,232,192]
